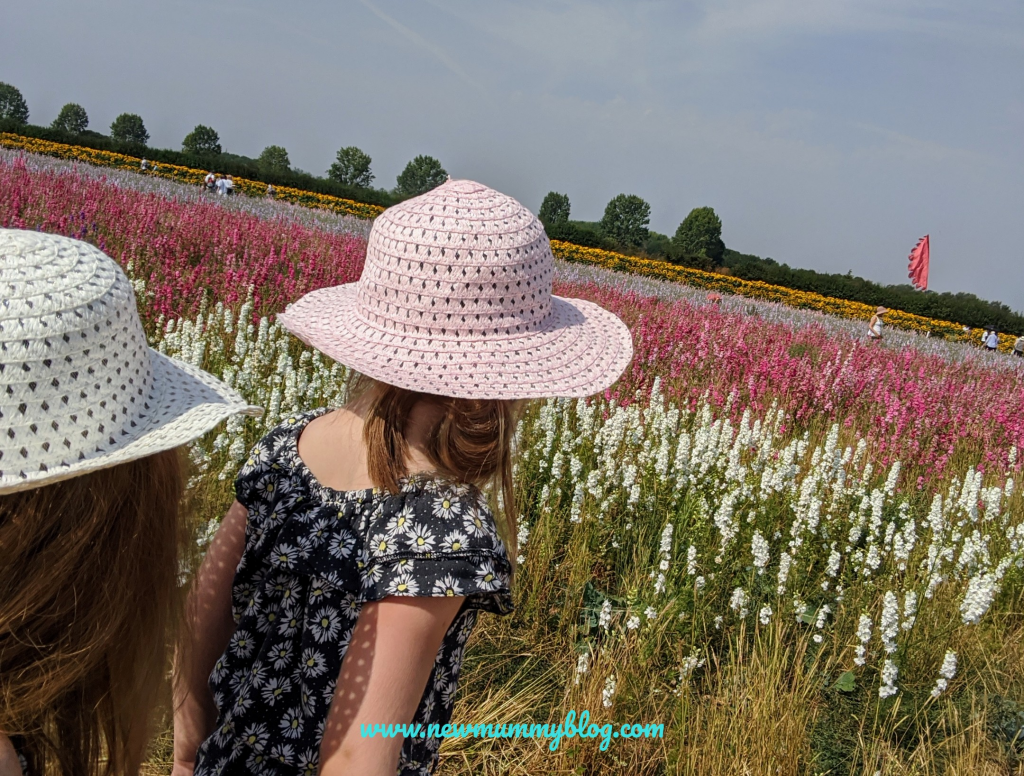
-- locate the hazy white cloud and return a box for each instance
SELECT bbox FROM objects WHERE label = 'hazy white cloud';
[357,0,486,92]
[688,0,1024,49]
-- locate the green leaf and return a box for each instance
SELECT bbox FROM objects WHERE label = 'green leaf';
[835,671,856,692]
[582,580,605,609]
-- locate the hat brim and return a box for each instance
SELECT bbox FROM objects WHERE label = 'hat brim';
[277,283,634,400]
[0,351,261,495]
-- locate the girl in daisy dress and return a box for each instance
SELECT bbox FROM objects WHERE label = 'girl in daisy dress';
[172,180,633,776]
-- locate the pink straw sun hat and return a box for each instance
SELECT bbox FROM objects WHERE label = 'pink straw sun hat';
[277,179,633,400]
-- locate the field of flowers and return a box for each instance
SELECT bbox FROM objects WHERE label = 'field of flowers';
[0,132,387,219]
[2,130,1016,352]
[4,152,1024,774]
[0,151,367,322]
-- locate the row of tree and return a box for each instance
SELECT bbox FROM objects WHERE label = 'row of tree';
[0,83,449,198]
[722,250,1024,334]
[246,146,446,197]
[2,81,1021,329]
[538,190,725,270]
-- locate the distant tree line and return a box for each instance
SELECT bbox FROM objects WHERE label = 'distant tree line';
[722,251,1024,334]
[2,80,1021,332]
[538,190,725,271]
[0,81,447,207]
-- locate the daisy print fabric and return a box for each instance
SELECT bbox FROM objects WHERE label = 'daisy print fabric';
[192,409,514,776]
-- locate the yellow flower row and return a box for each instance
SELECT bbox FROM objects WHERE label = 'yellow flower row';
[549,241,1017,352]
[2,132,1013,351]
[0,133,387,220]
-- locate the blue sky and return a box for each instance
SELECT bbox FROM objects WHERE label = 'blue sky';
[4,0,1023,311]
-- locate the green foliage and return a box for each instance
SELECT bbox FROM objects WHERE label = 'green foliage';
[0,82,29,124]
[600,193,651,248]
[579,580,622,638]
[328,146,373,188]
[182,124,222,157]
[544,220,619,251]
[834,671,857,692]
[810,690,861,774]
[538,191,571,225]
[257,145,290,173]
[644,231,716,270]
[51,103,88,134]
[219,151,259,166]
[669,248,716,271]
[395,155,447,198]
[674,206,725,265]
[989,696,1024,750]
[643,231,672,258]
[109,113,149,146]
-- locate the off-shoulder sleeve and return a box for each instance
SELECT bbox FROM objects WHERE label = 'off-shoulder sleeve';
[232,415,309,554]
[360,482,514,615]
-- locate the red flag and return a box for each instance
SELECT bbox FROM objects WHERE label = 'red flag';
[908,235,929,290]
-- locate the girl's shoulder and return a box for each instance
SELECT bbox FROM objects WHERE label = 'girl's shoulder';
[0,734,28,776]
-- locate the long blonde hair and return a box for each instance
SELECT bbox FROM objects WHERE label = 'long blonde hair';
[355,376,523,560]
[0,450,185,776]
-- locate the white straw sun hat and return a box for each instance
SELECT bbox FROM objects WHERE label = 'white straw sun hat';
[277,179,633,399]
[0,229,261,494]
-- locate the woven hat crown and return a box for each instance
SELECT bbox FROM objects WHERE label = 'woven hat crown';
[1,231,154,479]
[277,180,634,399]
[357,179,554,340]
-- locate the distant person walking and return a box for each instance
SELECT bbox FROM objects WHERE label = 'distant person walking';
[215,175,227,196]
[1014,335,1024,359]
[867,306,887,341]
[140,158,149,172]
[266,183,276,198]
[204,171,216,193]
[981,329,990,347]
[224,175,234,196]
[986,330,999,352]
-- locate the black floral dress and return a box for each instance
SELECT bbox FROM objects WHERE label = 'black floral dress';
[192,410,514,776]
